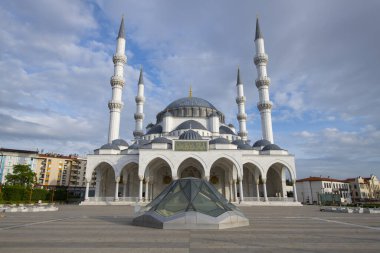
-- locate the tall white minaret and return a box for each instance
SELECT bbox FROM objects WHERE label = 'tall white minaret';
[254,18,274,143]
[108,17,127,143]
[133,67,145,139]
[236,67,248,141]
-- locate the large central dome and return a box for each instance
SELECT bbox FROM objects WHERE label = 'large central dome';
[155,96,225,124]
[164,97,217,111]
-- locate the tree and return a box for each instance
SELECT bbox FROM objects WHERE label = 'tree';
[5,164,36,187]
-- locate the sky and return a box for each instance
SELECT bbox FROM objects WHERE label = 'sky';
[0,0,379,179]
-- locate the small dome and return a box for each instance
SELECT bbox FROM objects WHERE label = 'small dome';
[219,125,235,135]
[228,123,235,128]
[176,120,207,131]
[146,125,163,134]
[209,137,230,144]
[100,143,120,150]
[262,144,282,151]
[232,140,251,150]
[111,139,129,146]
[179,130,203,140]
[129,140,150,150]
[252,139,271,148]
[151,137,172,144]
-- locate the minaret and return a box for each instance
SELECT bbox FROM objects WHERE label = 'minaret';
[108,17,127,143]
[133,67,145,139]
[236,67,248,141]
[254,18,274,143]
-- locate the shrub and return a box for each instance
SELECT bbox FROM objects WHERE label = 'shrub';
[2,185,28,202]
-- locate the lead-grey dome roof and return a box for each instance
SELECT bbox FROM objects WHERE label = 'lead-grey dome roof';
[165,97,217,111]
[100,143,120,150]
[175,120,207,131]
[262,144,282,151]
[129,139,150,150]
[219,125,235,135]
[209,137,230,144]
[146,124,163,134]
[232,140,252,150]
[151,137,172,144]
[252,139,271,148]
[111,139,129,146]
[179,130,203,140]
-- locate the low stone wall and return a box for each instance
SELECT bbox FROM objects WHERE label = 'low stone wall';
[0,204,58,213]
[320,206,380,214]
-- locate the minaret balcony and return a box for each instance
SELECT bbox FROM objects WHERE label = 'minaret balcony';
[112,54,127,64]
[108,100,124,110]
[110,76,125,87]
[238,131,248,138]
[135,96,145,103]
[134,112,144,120]
[257,101,273,111]
[237,113,247,121]
[255,77,271,88]
[254,53,268,65]
[235,96,246,104]
[133,130,144,137]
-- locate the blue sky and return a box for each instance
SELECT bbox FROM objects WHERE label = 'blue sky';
[0,0,379,179]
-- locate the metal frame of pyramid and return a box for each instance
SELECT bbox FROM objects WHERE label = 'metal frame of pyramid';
[133,178,249,229]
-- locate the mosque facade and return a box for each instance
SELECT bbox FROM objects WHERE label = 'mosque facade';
[82,17,299,205]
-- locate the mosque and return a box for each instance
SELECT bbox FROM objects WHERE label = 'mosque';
[82,17,299,205]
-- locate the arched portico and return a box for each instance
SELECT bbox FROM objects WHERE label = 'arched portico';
[120,162,139,200]
[144,157,173,200]
[93,162,116,200]
[266,162,295,199]
[243,162,264,201]
[177,157,205,179]
[210,157,239,201]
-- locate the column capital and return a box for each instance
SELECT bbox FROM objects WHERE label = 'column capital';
[115,176,120,183]
[261,178,267,184]
[139,175,144,181]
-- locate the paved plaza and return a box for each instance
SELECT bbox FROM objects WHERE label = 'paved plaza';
[0,205,379,252]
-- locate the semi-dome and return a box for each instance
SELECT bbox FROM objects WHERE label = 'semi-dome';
[219,125,236,135]
[252,139,271,148]
[209,137,230,144]
[262,144,282,151]
[100,143,120,150]
[151,137,172,144]
[165,97,217,111]
[175,120,207,131]
[179,130,202,140]
[146,124,163,134]
[111,139,129,146]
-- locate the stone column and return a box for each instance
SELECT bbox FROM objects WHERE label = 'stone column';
[229,180,233,202]
[123,182,127,197]
[255,178,260,202]
[85,181,90,201]
[95,177,101,198]
[239,177,244,202]
[233,179,238,202]
[263,178,268,202]
[114,177,120,201]
[138,176,143,202]
[145,178,149,202]
[293,181,298,202]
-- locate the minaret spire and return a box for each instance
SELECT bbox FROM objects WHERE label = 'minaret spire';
[235,67,248,141]
[133,66,145,139]
[118,15,125,39]
[255,17,263,41]
[107,16,127,143]
[189,85,193,98]
[254,18,274,143]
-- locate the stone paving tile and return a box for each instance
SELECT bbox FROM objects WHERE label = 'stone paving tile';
[0,205,379,253]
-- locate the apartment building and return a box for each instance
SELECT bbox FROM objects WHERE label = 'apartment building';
[346,175,380,202]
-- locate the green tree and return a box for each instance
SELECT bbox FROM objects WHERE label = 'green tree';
[5,164,36,187]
